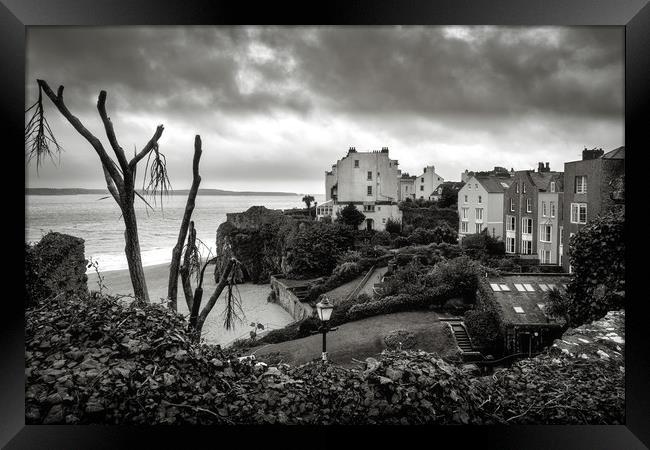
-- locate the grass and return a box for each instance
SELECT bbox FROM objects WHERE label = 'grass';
[252,310,457,368]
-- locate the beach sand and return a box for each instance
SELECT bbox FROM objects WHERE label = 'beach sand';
[87,263,294,346]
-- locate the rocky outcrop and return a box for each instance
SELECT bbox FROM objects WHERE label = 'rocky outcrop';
[215,206,310,283]
[25,232,89,306]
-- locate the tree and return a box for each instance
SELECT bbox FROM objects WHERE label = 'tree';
[564,208,625,326]
[336,203,366,229]
[385,217,402,234]
[302,194,315,209]
[26,80,168,302]
[438,184,458,208]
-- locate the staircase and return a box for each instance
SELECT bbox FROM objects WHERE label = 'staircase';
[290,286,310,301]
[450,323,474,352]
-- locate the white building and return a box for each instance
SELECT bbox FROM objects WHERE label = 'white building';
[458,175,512,241]
[317,147,402,231]
[415,165,444,199]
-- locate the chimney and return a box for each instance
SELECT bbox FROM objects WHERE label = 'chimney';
[582,148,604,160]
[538,162,544,172]
[545,162,550,171]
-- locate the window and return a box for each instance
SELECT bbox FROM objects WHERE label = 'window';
[475,208,483,221]
[475,223,482,233]
[382,218,386,224]
[559,226,563,245]
[462,207,469,220]
[420,185,424,191]
[461,222,468,233]
[421,177,424,182]
[570,203,587,224]
[478,195,482,204]
[506,237,515,253]
[367,171,372,180]
[540,225,552,242]
[542,201,547,217]
[513,306,525,314]
[367,185,373,196]
[468,184,471,190]
[541,249,551,263]
[363,204,375,212]
[523,183,527,193]
[522,217,532,234]
[515,183,519,193]
[575,175,587,194]
[475,183,478,189]
[526,198,532,213]
[377,206,381,211]
[510,198,514,211]
[550,181,556,193]
[550,201,556,217]
[506,215,516,231]
[521,239,532,254]
[464,195,468,203]
[354,160,359,168]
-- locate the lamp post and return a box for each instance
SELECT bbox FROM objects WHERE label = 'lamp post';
[315,295,335,362]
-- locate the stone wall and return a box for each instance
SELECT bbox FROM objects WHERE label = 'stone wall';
[269,275,313,321]
[25,232,89,306]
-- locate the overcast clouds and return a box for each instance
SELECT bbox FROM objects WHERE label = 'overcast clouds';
[25,26,623,194]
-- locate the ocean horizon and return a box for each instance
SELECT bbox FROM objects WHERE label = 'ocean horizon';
[26,193,325,273]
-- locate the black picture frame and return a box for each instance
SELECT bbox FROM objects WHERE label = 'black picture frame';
[3,0,648,448]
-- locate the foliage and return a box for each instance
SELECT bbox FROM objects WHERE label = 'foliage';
[336,203,366,229]
[565,208,625,326]
[285,222,356,278]
[461,229,505,261]
[544,287,572,324]
[392,236,410,248]
[26,293,623,425]
[399,204,459,230]
[370,231,392,247]
[437,183,459,208]
[407,224,458,246]
[464,282,504,355]
[428,256,481,302]
[302,195,315,209]
[385,217,402,234]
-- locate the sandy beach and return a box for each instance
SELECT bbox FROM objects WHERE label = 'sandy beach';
[87,263,294,346]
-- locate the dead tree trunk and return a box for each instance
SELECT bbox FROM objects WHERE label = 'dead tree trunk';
[167,136,203,311]
[34,80,165,302]
[191,258,238,339]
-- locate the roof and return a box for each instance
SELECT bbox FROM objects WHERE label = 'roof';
[476,176,512,193]
[602,146,625,160]
[485,274,570,325]
[526,171,563,192]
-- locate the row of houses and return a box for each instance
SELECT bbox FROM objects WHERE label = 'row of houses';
[458,146,625,272]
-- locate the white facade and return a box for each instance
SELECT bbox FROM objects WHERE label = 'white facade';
[415,165,444,199]
[458,176,510,241]
[399,177,416,201]
[317,147,402,231]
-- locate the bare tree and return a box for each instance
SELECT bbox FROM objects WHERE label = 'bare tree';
[167,135,203,311]
[178,220,243,340]
[26,80,169,302]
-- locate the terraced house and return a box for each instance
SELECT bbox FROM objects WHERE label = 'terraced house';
[457,175,512,240]
[562,146,625,272]
[503,163,564,265]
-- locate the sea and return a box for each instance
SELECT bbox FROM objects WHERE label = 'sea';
[26,193,325,273]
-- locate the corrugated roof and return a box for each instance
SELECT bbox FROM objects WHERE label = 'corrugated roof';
[476,176,512,193]
[602,146,625,160]
[485,275,570,325]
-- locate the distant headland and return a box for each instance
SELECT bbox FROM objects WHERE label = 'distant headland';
[26,188,301,196]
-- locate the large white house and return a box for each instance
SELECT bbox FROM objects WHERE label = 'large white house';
[415,165,444,199]
[317,147,402,231]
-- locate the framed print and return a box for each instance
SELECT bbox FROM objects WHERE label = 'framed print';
[3,0,649,448]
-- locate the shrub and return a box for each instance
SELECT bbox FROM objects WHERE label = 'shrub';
[370,231,392,247]
[385,217,402,234]
[428,256,481,302]
[336,203,366,229]
[392,236,410,249]
[285,222,355,278]
[565,208,625,326]
[407,228,437,245]
[332,262,361,279]
[464,281,504,355]
[384,330,417,350]
[461,230,505,261]
[400,206,459,230]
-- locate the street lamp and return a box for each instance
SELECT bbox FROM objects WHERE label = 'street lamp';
[315,296,336,362]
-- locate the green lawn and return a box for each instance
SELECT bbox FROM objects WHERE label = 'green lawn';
[252,311,457,368]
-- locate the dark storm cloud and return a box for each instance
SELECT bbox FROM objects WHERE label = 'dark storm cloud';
[25,26,623,192]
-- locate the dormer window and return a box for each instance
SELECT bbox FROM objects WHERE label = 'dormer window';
[550,181,556,193]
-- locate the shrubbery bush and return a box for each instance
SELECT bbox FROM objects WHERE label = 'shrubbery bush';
[370,230,392,247]
[385,217,402,234]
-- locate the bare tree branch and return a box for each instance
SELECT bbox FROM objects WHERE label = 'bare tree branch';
[102,165,120,204]
[194,258,239,336]
[97,90,130,174]
[36,79,124,192]
[130,125,165,170]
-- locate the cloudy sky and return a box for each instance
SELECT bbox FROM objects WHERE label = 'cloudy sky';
[26,26,623,194]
